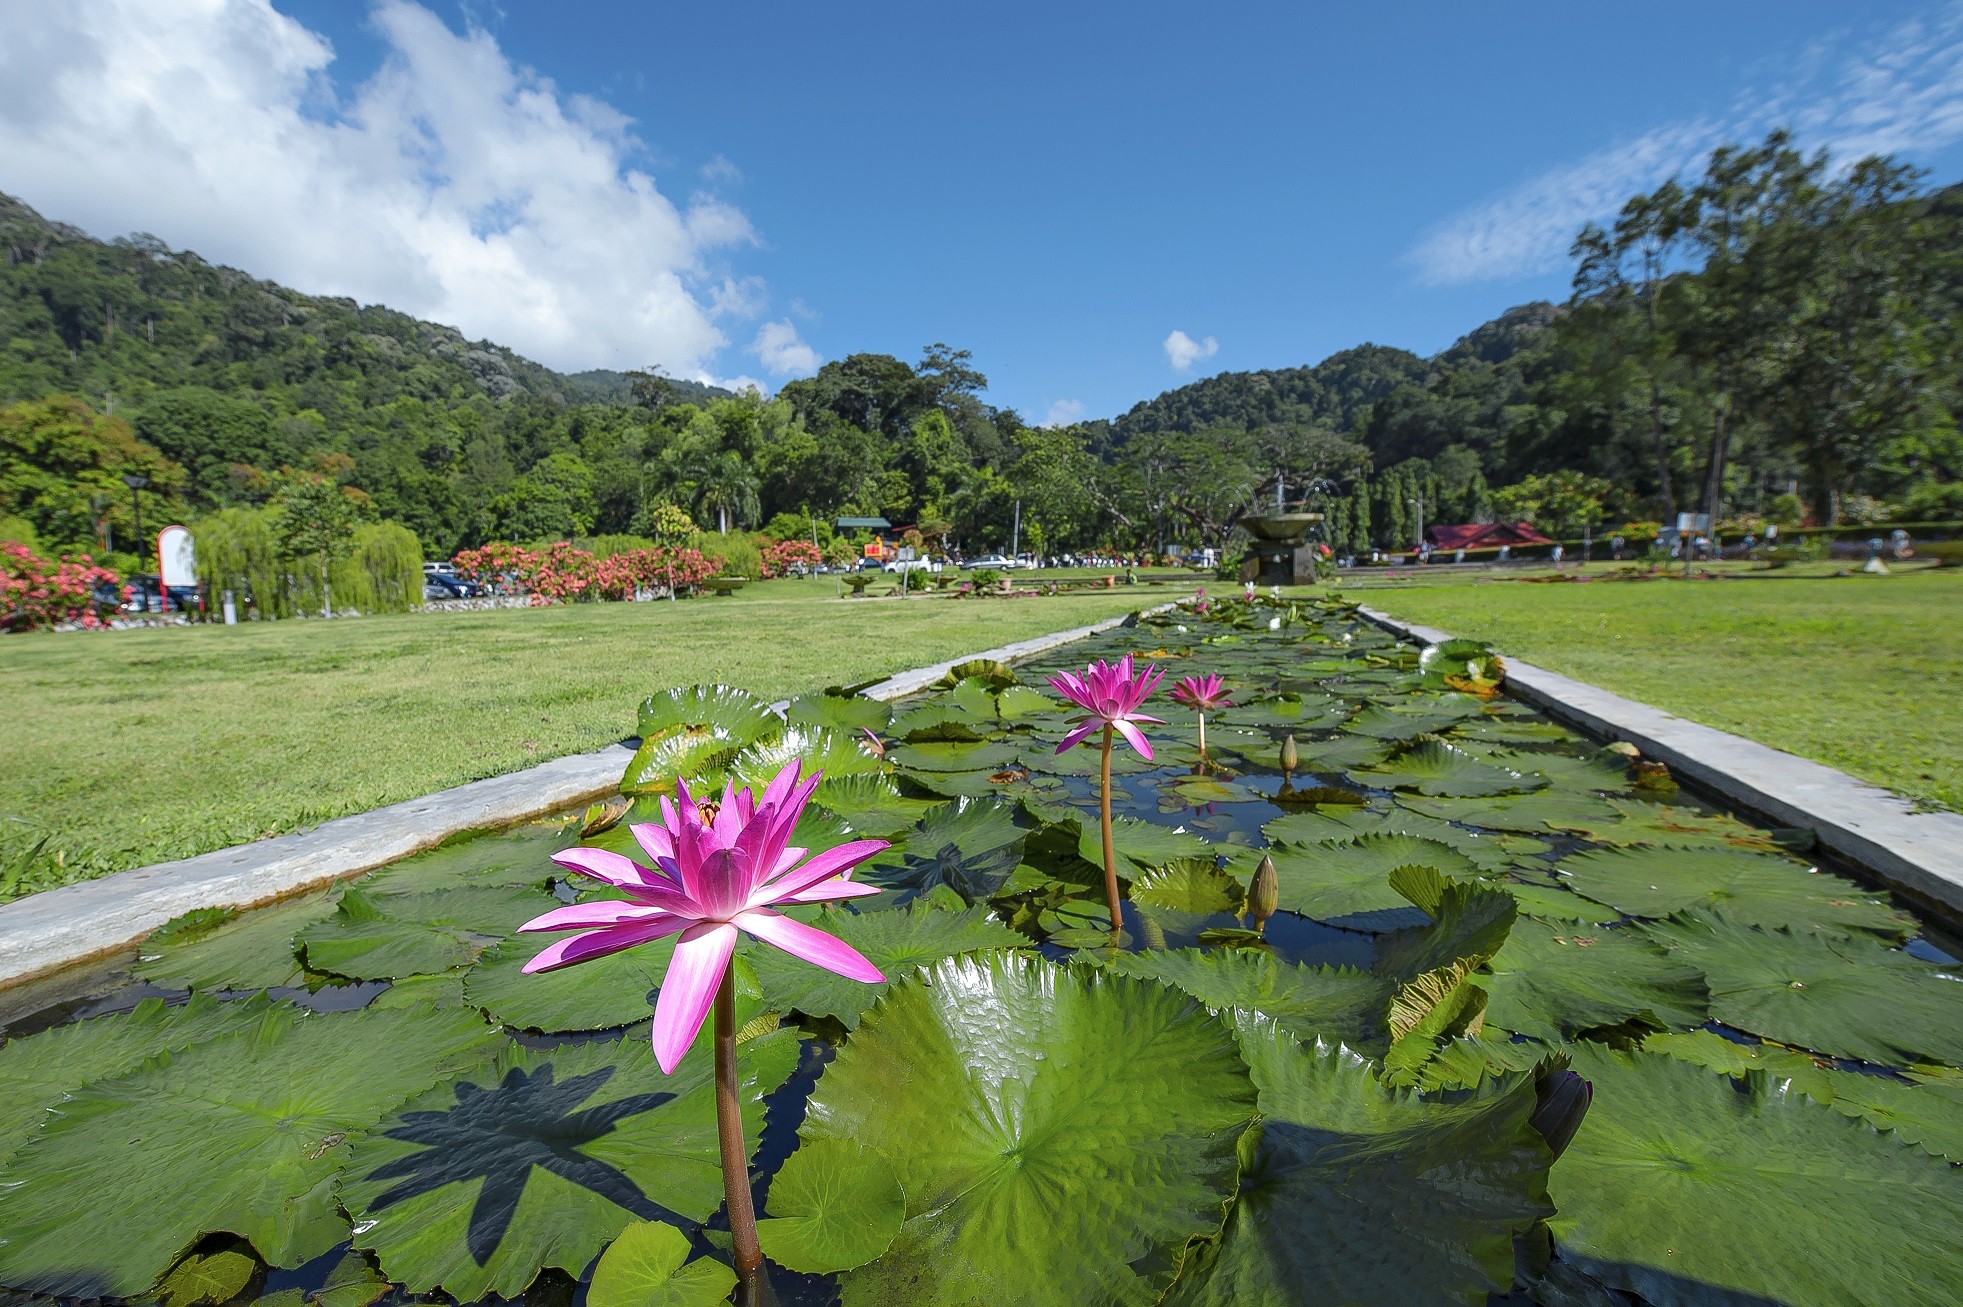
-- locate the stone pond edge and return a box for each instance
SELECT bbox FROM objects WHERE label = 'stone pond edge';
[1356,604,1963,922]
[0,602,1177,989]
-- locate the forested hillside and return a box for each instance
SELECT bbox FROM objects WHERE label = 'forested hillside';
[2,129,1958,575]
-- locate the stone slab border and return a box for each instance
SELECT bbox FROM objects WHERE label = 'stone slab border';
[0,602,1173,989]
[1357,604,1963,922]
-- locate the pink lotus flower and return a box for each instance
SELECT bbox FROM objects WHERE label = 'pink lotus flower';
[1169,673,1234,712]
[522,760,889,1073]
[1048,654,1167,760]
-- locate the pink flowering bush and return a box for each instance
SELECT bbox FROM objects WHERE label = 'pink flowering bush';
[452,542,720,603]
[759,539,823,578]
[2,543,119,633]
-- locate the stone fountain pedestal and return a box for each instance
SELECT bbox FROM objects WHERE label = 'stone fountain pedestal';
[1240,512,1325,585]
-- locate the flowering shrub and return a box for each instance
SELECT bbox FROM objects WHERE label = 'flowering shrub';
[452,542,719,603]
[2,542,119,632]
[759,539,823,578]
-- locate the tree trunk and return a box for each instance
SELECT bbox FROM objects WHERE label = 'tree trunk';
[1648,375,1676,520]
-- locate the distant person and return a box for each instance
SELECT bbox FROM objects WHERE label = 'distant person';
[1742,532,1757,558]
[1498,545,1510,562]
[1890,528,1912,560]
[1551,544,1564,566]
[1453,547,1465,564]
[1610,534,1625,560]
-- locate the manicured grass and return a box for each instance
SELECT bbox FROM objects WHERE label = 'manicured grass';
[0,581,1181,891]
[1352,565,1961,811]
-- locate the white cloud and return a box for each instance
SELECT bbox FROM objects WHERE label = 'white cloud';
[1406,3,1963,285]
[0,0,773,375]
[700,154,742,185]
[1043,398,1086,427]
[751,320,820,377]
[1163,329,1219,371]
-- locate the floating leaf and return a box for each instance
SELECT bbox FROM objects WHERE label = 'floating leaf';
[784,691,892,735]
[357,822,569,897]
[1261,802,1394,846]
[1400,789,1625,835]
[297,884,554,980]
[1072,812,1212,871]
[1342,702,1480,741]
[135,892,338,992]
[465,931,676,1034]
[1484,748,1634,794]
[809,774,938,839]
[0,1002,502,1297]
[150,1249,256,1307]
[1371,865,1518,981]
[1280,733,1393,772]
[1548,1044,1962,1307]
[1163,1020,1552,1307]
[620,727,750,796]
[756,1140,905,1274]
[1213,695,1349,731]
[1497,879,1610,922]
[1384,962,1490,1086]
[1132,858,1245,915]
[341,1028,798,1303]
[1550,798,1783,851]
[800,954,1257,1307]
[742,901,1025,1028]
[887,739,1025,773]
[731,723,887,787]
[586,1222,735,1307]
[1106,948,1393,1054]
[864,798,1026,905]
[1351,741,1542,798]
[1479,920,1709,1041]
[1557,846,1910,940]
[635,684,777,744]
[1639,911,1963,1067]
[1246,834,1481,924]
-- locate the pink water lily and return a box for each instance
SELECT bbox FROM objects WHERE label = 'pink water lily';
[1049,654,1166,761]
[523,760,889,1073]
[1169,673,1233,712]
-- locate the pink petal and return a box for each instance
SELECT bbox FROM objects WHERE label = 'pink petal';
[630,822,675,864]
[781,879,885,904]
[650,922,739,1073]
[550,846,652,889]
[734,909,885,983]
[1112,717,1155,760]
[1056,719,1103,753]
[519,901,679,933]
[760,839,891,900]
[522,915,691,974]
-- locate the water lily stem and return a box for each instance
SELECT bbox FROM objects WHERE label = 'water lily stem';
[1099,724,1121,935]
[1197,711,1207,758]
[715,966,763,1289]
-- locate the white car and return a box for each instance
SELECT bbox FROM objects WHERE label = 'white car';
[963,554,1014,570]
[881,558,942,574]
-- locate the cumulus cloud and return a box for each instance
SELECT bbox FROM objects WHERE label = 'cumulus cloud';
[751,320,820,377]
[1043,398,1087,427]
[1163,329,1219,371]
[1406,3,1963,285]
[0,0,773,375]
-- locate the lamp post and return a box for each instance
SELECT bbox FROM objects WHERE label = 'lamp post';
[1408,496,1424,562]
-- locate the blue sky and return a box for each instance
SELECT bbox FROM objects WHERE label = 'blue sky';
[6,2,1963,424]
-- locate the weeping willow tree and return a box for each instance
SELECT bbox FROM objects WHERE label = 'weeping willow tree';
[189,511,421,618]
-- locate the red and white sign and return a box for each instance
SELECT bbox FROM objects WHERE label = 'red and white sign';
[158,525,197,589]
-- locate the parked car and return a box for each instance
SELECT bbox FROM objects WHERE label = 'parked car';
[962,554,1014,570]
[423,573,485,601]
[882,558,942,574]
[423,560,457,576]
[121,573,201,614]
[856,558,885,572]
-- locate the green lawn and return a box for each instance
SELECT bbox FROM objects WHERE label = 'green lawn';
[1352,565,1961,812]
[0,581,1181,892]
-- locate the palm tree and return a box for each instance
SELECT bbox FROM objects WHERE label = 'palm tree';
[694,450,760,535]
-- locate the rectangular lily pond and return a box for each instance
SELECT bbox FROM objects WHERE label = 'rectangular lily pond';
[1,594,1958,1307]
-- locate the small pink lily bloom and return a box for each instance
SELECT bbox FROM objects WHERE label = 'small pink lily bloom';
[1169,673,1234,712]
[522,760,888,1073]
[1048,654,1166,760]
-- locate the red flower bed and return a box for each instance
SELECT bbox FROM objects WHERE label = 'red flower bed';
[2,542,119,632]
[759,539,823,579]
[452,542,720,604]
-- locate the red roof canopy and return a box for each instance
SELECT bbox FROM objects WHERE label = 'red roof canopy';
[1423,522,1554,549]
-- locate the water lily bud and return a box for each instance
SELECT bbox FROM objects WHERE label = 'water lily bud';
[1249,854,1280,931]
[1280,734,1299,773]
[1606,741,1641,760]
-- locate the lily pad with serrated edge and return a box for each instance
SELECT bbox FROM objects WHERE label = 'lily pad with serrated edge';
[0,1001,503,1298]
[1399,789,1626,836]
[1350,741,1543,798]
[783,691,891,736]
[1478,920,1709,1041]
[863,797,1025,905]
[888,739,1026,773]
[135,892,338,992]
[587,1221,734,1307]
[809,774,939,839]
[1556,845,1911,940]
[1107,948,1393,1055]
[635,684,778,745]
[465,931,676,1034]
[1638,910,1963,1067]
[1370,864,1518,982]
[731,723,888,787]
[297,884,556,981]
[355,822,570,897]
[1162,1018,1553,1307]
[1236,834,1481,924]
[1341,702,1481,741]
[150,1249,256,1307]
[1549,798,1783,851]
[800,954,1257,1307]
[741,901,1026,1028]
[756,1140,905,1275]
[1066,811,1212,871]
[1547,1043,1963,1307]
[341,1028,798,1304]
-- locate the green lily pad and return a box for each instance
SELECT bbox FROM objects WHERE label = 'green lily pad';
[1550,798,1783,851]
[1557,846,1911,940]
[356,822,569,897]
[1479,920,1709,1041]
[341,1028,798,1303]
[1163,1019,1553,1307]
[800,954,1257,1307]
[1131,858,1244,915]
[1213,695,1349,731]
[1073,812,1212,871]
[1260,801,1393,845]
[1498,879,1611,922]
[1452,717,1574,745]
[731,724,888,787]
[1639,911,1963,1067]
[0,1001,502,1297]
[810,774,939,839]
[587,1221,736,1307]
[784,691,892,735]
[1484,748,1634,793]
[1548,1044,1963,1307]
[1371,864,1518,981]
[297,884,554,980]
[1106,948,1393,1054]
[1245,834,1481,924]
[1350,741,1541,798]
[1282,733,1393,772]
[1414,1027,1560,1092]
[864,798,1026,905]
[757,1140,905,1274]
[1640,1029,1838,1100]
[887,739,1025,773]
[465,931,677,1034]
[1157,773,1265,807]
[150,1249,256,1307]
[620,726,751,795]
[0,995,269,1163]
[1342,702,1480,741]
[135,892,339,992]
[742,901,1025,1029]
[1400,789,1626,835]
[636,684,778,744]
[251,1248,388,1307]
